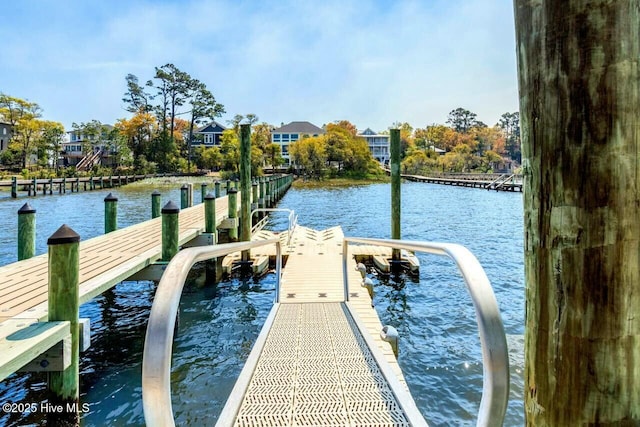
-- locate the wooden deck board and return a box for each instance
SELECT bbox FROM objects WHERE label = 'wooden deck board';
[0,194,238,322]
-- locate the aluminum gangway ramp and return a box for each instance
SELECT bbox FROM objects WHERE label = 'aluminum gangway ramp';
[142,225,509,427]
[223,302,419,426]
[216,226,425,426]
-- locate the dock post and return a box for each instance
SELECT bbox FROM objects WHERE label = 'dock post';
[62,177,67,193]
[228,188,238,241]
[49,177,53,195]
[390,128,401,262]
[18,203,36,260]
[47,225,80,425]
[240,124,252,262]
[181,184,189,209]
[200,183,207,204]
[151,190,161,219]
[11,176,17,198]
[204,193,217,240]
[31,177,37,196]
[161,201,180,261]
[265,179,271,207]
[214,181,221,198]
[251,181,259,223]
[89,176,94,191]
[187,183,193,207]
[226,179,231,194]
[259,177,265,211]
[204,192,218,285]
[104,193,118,233]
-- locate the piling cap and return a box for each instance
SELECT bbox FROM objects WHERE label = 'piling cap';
[47,224,80,245]
[228,188,238,194]
[18,203,36,215]
[151,190,161,196]
[161,201,180,214]
[104,193,118,202]
[204,192,216,200]
[181,184,189,189]
[201,183,208,187]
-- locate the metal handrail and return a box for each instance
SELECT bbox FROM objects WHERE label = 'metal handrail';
[142,238,282,427]
[250,208,298,245]
[342,237,509,427]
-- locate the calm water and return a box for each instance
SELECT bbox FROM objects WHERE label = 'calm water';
[0,180,525,426]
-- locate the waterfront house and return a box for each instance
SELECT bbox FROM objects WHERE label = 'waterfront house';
[194,121,226,147]
[62,125,115,170]
[271,121,325,166]
[357,128,390,165]
[0,121,11,153]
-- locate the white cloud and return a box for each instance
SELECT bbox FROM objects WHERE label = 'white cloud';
[0,0,519,132]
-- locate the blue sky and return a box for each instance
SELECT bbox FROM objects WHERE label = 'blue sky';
[1,0,519,132]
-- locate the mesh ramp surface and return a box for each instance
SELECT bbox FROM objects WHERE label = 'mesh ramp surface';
[233,303,410,427]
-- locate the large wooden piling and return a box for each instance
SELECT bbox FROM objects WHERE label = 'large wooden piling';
[240,124,252,261]
[515,1,640,425]
[11,177,17,198]
[161,201,180,261]
[390,129,401,261]
[17,203,36,261]
[47,225,80,424]
[104,193,118,234]
[214,181,221,198]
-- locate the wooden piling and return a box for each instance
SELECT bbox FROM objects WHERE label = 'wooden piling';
[180,184,189,210]
[240,124,252,261]
[104,193,118,234]
[31,178,37,196]
[259,177,266,211]
[214,181,221,198]
[11,176,17,198]
[226,180,231,194]
[200,183,207,204]
[515,1,640,424]
[47,225,80,424]
[390,129,401,261]
[151,190,161,219]
[161,201,180,261]
[18,203,36,261]
[228,188,238,241]
[204,193,217,241]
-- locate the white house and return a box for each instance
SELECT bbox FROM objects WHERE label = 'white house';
[357,128,389,165]
[271,121,325,165]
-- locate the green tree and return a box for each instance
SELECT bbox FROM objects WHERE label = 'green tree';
[497,112,521,162]
[39,121,65,172]
[122,73,153,113]
[185,79,225,170]
[289,136,326,179]
[446,108,482,133]
[264,143,284,173]
[194,145,222,170]
[0,94,43,168]
[220,129,240,173]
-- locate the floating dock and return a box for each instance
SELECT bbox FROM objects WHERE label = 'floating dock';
[187,225,427,426]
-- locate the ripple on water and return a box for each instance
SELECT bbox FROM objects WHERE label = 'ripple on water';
[0,181,524,426]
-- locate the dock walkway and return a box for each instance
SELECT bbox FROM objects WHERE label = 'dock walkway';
[218,225,424,426]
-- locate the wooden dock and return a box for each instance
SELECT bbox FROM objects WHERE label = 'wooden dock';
[0,173,182,198]
[0,199,229,382]
[383,168,523,192]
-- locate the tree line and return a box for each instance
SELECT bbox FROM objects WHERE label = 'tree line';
[1,73,520,179]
